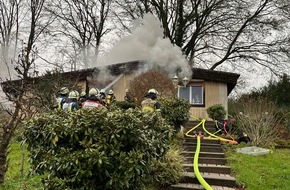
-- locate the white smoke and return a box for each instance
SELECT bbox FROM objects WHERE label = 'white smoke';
[96,13,191,80]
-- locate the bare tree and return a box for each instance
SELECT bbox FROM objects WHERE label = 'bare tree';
[274,0,290,62]
[129,70,176,106]
[0,0,48,183]
[46,0,113,69]
[0,0,22,79]
[114,0,289,75]
[275,0,290,18]
[235,97,282,146]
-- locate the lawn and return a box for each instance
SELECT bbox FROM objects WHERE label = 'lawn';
[0,143,42,190]
[227,147,290,190]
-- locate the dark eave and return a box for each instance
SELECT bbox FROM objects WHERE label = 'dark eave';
[191,68,240,94]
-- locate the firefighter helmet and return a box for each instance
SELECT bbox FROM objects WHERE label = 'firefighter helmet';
[60,87,69,95]
[108,89,114,95]
[148,88,158,95]
[89,88,99,96]
[80,91,86,97]
[68,90,78,98]
[100,89,106,93]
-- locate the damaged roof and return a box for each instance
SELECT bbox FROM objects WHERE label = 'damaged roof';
[1,60,239,94]
[61,60,142,80]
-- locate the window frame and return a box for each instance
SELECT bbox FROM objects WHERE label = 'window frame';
[178,81,205,107]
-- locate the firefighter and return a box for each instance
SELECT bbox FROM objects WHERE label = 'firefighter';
[82,88,103,109]
[237,132,251,144]
[141,89,161,112]
[55,87,69,109]
[124,89,134,102]
[99,89,107,106]
[62,90,80,111]
[106,89,116,106]
[78,91,87,107]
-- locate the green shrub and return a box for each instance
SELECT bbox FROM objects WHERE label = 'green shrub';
[23,108,175,190]
[115,101,136,109]
[206,104,226,120]
[160,98,190,131]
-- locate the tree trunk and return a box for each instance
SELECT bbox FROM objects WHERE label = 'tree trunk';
[0,145,8,183]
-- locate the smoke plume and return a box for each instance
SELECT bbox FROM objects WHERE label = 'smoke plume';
[95,14,191,81]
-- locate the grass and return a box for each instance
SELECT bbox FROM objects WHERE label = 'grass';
[227,147,290,190]
[0,143,43,190]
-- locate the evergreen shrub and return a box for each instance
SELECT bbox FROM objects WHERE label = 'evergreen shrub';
[115,101,136,109]
[23,108,175,190]
[160,98,190,131]
[206,104,226,120]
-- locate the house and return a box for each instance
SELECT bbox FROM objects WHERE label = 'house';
[1,60,239,119]
[180,68,239,119]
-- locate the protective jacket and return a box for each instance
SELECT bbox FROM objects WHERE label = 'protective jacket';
[56,95,67,109]
[82,95,103,109]
[62,98,79,111]
[141,93,160,112]
[106,94,116,105]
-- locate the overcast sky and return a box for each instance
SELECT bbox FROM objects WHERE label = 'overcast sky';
[0,12,281,102]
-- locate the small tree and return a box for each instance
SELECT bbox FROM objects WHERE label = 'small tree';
[0,46,38,183]
[129,70,176,106]
[0,0,48,183]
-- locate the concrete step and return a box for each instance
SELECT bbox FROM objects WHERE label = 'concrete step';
[182,151,225,158]
[183,145,223,152]
[184,157,227,165]
[184,137,220,144]
[171,121,239,190]
[182,163,232,174]
[170,183,204,190]
[171,183,238,190]
[179,172,238,188]
[183,127,217,133]
[185,120,216,125]
[184,121,216,126]
[184,121,215,127]
[183,141,222,147]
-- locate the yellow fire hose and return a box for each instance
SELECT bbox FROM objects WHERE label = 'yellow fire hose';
[193,135,213,190]
[185,119,213,190]
[187,117,238,144]
[202,120,238,144]
[185,117,237,189]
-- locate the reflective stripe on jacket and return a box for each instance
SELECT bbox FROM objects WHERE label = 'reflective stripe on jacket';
[56,97,66,109]
[141,98,156,113]
[82,100,103,109]
[106,95,116,105]
[62,101,78,111]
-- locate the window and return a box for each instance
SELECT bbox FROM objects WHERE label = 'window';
[178,83,204,106]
